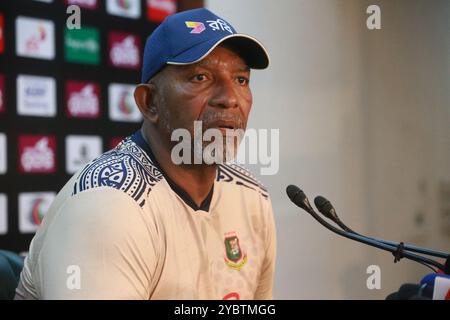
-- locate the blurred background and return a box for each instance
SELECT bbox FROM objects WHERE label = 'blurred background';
[0,0,449,299]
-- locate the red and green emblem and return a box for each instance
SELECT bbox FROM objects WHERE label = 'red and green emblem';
[224,231,247,270]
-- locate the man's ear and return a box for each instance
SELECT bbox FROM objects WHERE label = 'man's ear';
[134,83,158,124]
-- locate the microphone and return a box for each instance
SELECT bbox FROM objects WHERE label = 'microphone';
[286,184,447,272]
[314,196,354,233]
[314,195,450,260]
[286,184,314,213]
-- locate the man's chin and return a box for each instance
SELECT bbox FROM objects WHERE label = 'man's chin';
[196,145,238,165]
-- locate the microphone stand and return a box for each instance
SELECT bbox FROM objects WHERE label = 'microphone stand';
[314,196,449,259]
[286,185,447,273]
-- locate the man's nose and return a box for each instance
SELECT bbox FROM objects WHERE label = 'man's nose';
[209,79,239,109]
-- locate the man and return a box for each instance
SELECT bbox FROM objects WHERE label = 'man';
[15,8,276,300]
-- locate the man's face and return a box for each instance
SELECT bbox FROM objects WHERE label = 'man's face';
[152,45,253,162]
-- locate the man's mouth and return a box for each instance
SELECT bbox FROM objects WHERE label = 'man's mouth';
[206,120,239,131]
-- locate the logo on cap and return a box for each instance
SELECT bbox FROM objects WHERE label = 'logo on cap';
[185,21,205,34]
[206,19,234,34]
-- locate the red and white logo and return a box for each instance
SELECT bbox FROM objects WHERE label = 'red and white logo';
[0,13,4,54]
[223,292,240,300]
[16,16,55,60]
[18,135,56,174]
[0,133,7,174]
[18,192,55,233]
[65,0,98,10]
[108,32,141,69]
[66,81,100,119]
[106,0,141,19]
[17,74,56,117]
[108,83,142,122]
[0,194,7,235]
[65,135,102,174]
[146,0,176,23]
[0,74,4,114]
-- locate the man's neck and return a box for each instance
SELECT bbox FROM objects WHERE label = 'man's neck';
[141,126,216,208]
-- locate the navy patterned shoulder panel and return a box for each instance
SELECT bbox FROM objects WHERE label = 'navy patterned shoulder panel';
[72,135,164,208]
[217,163,269,199]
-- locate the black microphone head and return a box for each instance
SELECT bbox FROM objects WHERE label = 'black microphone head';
[286,185,301,202]
[286,185,313,213]
[314,195,338,221]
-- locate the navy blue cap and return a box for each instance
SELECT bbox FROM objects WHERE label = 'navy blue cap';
[141,8,270,83]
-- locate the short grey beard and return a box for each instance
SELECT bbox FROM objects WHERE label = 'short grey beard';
[195,131,242,165]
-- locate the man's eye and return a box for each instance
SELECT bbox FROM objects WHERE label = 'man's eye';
[237,76,249,85]
[191,74,207,82]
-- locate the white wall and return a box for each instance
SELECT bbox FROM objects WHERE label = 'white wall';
[360,0,450,298]
[207,0,450,299]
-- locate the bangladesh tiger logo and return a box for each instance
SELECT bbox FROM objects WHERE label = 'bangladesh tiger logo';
[224,231,247,270]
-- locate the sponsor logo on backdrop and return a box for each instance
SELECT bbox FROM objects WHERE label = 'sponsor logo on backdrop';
[66,135,102,174]
[0,194,7,235]
[146,0,176,23]
[16,16,55,60]
[0,74,4,113]
[0,133,7,174]
[18,135,56,174]
[106,0,141,19]
[108,83,142,122]
[66,81,100,118]
[19,192,55,233]
[0,13,4,54]
[65,26,100,65]
[17,75,56,117]
[108,32,141,69]
[65,0,98,9]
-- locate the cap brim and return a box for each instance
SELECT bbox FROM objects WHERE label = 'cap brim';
[166,34,270,69]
